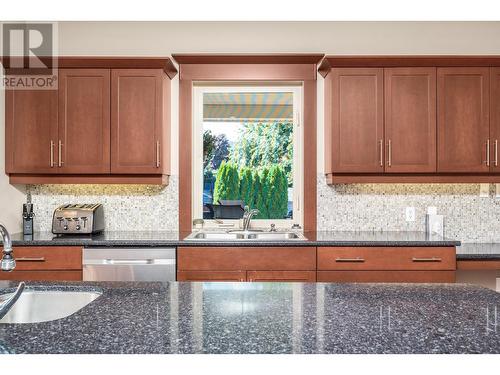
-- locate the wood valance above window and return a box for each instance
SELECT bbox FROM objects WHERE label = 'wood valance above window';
[172,54,324,81]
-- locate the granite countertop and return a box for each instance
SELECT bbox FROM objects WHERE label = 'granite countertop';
[1,281,500,354]
[6,230,461,247]
[457,243,500,260]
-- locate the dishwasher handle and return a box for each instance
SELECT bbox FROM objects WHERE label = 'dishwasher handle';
[84,258,175,266]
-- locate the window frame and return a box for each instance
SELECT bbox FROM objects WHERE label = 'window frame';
[192,83,304,229]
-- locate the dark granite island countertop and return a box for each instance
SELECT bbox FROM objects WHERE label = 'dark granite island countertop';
[1,281,499,354]
[6,230,461,247]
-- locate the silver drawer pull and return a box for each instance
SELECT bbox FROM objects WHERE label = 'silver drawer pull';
[83,259,176,266]
[335,257,365,263]
[412,257,442,262]
[16,257,46,262]
[105,259,154,265]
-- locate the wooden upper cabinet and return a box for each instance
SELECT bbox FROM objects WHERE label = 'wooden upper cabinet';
[384,68,437,173]
[491,68,500,172]
[58,69,111,174]
[437,68,490,173]
[4,58,176,184]
[5,89,58,174]
[111,69,169,174]
[330,68,384,173]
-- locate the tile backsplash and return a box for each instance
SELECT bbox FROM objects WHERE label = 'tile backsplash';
[26,174,500,242]
[317,175,500,243]
[28,176,179,232]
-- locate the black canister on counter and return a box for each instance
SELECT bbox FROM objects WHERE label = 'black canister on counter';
[23,191,35,235]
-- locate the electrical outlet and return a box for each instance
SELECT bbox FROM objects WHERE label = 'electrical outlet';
[405,207,415,222]
[496,184,500,198]
[480,183,490,198]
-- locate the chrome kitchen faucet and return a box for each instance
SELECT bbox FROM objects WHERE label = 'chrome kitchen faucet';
[0,223,15,272]
[242,206,260,231]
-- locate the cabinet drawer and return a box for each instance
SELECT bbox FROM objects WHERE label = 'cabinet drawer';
[11,247,83,271]
[0,271,82,281]
[317,270,455,283]
[177,271,246,282]
[247,271,316,282]
[178,247,316,271]
[318,247,456,271]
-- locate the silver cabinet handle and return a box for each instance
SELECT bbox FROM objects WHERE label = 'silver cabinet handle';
[387,139,392,167]
[485,139,490,167]
[58,140,63,167]
[84,259,175,265]
[156,141,160,168]
[335,257,365,263]
[50,141,54,167]
[379,139,383,167]
[495,140,498,167]
[412,257,442,262]
[16,257,46,262]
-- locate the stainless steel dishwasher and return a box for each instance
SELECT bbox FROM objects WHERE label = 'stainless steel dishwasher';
[83,247,176,281]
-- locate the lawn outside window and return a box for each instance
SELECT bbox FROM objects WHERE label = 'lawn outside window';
[192,84,304,229]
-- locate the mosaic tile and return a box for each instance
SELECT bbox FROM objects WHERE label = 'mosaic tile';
[317,175,500,242]
[28,176,179,232]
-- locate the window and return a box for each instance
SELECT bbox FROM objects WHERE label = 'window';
[192,84,303,228]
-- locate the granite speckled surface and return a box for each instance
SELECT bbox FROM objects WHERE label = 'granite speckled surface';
[457,244,500,260]
[1,281,500,354]
[5,230,460,248]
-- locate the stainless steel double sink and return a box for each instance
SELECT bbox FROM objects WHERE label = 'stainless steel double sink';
[185,230,307,241]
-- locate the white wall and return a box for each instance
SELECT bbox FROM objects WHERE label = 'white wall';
[2,21,500,234]
[0,69,26,232]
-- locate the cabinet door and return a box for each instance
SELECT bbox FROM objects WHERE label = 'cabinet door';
[491,68,500,172]
[384,68,437,173]
[11,246,82,271]
[58,69,111,174]
[111,69,164,174]
[437,68,490,173]
[5,89,58,174]
[0,271,82,281]
[177,247,316,271]
[177,271,246,282]
[247,271,316,282]
[317,271,455,283]
[317,247,456,271]
[331,68,384,173]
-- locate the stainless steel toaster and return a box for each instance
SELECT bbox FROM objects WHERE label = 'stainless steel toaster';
[52,204,104,234]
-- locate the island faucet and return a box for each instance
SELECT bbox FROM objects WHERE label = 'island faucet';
[242,206,260,231]
[0,223,15,272]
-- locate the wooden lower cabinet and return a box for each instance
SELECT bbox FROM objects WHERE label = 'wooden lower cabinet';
[317,246,456,283]
[177,246,457,283]
[247,271,316,282]
[0,271,82,281]
[317,271,455,283]
[178,246,316,271]
[0,246,83,281]
[318,246,456,271]
[457,260,500,270]
[176,247,317,282]
[177,271,246,282]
